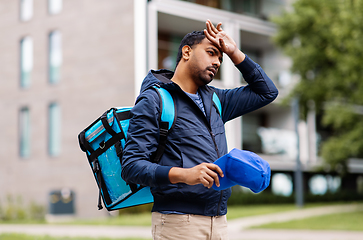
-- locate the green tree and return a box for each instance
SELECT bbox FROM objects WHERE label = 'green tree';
[273,0,363,173]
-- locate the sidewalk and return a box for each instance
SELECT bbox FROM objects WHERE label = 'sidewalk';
[0,225,151,239]
[1,203,362,240]
[233,229,363,240]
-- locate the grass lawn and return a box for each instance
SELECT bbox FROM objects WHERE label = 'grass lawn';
[63,212,152,226]
[1,202,361,227]
[0,234,151,240]
[254,210,363,231]
[65,204,301,226]
[1,203,362,239]
[59,202,352,225]
[226,204,298,220]
[226,202,357,220]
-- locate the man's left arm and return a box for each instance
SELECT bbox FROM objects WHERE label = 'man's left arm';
[205,20,278,122]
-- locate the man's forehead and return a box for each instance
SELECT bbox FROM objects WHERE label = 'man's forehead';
[200,38,223,56]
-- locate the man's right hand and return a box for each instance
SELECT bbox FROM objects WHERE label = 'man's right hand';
[204,19,245,65]
[169,163,224,189]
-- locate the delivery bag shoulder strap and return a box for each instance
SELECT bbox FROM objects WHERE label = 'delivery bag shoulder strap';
[151,85,176,163]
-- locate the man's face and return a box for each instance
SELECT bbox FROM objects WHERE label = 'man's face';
[188,38,223,86]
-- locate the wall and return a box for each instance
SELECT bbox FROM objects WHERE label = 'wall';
[0,0,135,218]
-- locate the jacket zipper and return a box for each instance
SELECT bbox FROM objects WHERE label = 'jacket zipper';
[210,132,223,215]
[208,94,224,216]
[175,85,225,216]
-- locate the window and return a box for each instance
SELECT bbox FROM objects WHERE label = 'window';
[48,103,61,156]
[271,173,293,197]
[20,0,33,21]
[48,0,62,15]
[19,107,31,158]
[49,31,62,84]
[20,36,33,88]
[242,113,265,153]
[309,174,341,195]
[158,32,182,71]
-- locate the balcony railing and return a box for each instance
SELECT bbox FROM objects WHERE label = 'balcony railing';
[179,0,286,20]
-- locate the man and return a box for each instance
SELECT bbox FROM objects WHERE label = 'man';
[121,20,278,240]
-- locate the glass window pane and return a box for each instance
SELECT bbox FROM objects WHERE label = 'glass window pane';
[242,114,263,153]
[309,175,328,195]
[48,103,61,156]
[271,173,293,197]
[48,0,62,15]
[19,107,31,158]
[49,31,62,84]
[20,0,33,21]
[158,32,182,71]
[20,36,33,88]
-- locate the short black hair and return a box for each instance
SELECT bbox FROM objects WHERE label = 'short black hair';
[175,31,205,68]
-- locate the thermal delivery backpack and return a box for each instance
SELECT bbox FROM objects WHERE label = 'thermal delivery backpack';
[78,85,223,211]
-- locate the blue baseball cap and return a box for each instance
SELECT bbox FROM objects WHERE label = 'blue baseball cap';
[212,148,271,193]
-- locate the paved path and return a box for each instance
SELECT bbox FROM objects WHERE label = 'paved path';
[233,229,363,240]
[0,225,152,239]
[1,203,362,240]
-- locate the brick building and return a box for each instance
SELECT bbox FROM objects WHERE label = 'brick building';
[1,0,361,219]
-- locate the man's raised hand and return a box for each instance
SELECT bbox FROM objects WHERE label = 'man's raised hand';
[204,19,245,64]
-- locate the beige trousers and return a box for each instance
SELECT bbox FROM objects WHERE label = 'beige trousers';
[152,212,229,240]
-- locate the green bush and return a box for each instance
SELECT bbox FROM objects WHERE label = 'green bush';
[228,188,363,206]
[228,190,294,206]
[305,191,363,203]
[0,195,45,222]
[29,201,46,221]
[1,195,26,221]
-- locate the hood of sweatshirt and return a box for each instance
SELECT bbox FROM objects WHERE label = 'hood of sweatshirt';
[139,69,174,94]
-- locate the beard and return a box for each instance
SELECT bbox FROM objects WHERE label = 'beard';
[192,66,217,86]
[187,54,218,86]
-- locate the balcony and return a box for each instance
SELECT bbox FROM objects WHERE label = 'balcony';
[179,0,288,21]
